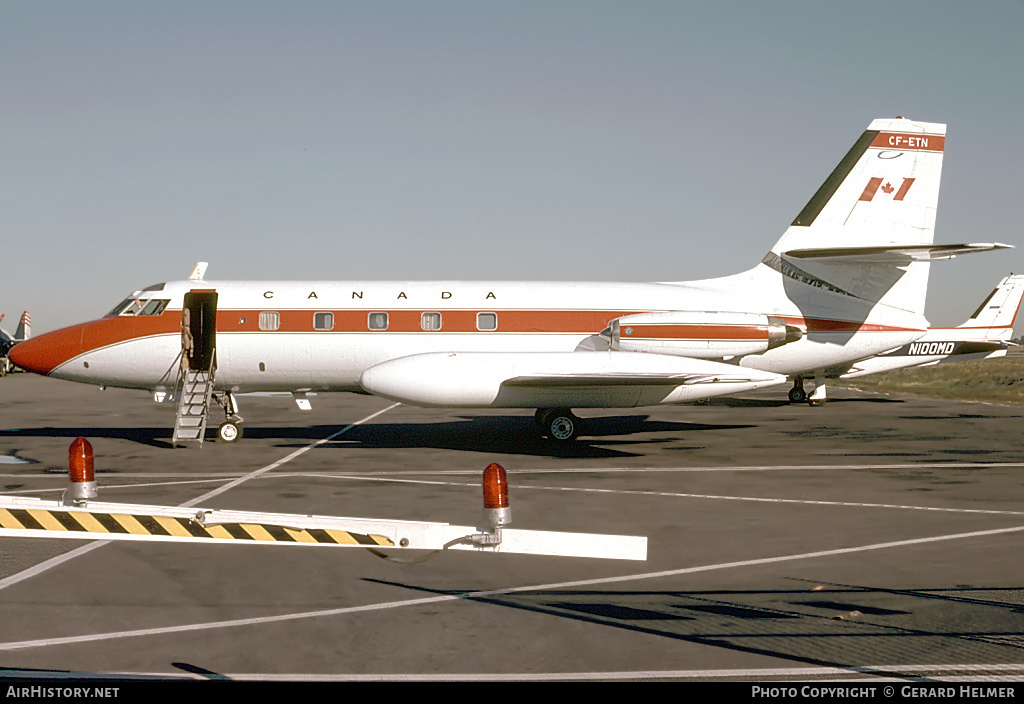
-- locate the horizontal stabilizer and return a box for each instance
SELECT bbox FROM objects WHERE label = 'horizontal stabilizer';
[784,243,1013,263]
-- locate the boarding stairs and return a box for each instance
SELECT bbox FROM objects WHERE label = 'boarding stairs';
[172,350,216,447]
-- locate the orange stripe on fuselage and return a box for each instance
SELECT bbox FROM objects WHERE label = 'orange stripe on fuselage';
[226,309,634,334]
[11,309,924,376]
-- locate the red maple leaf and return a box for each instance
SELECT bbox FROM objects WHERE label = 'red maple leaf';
[881,181,894,194]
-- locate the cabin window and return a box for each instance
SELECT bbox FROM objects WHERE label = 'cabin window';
[313,312,334,330]
[421,312,442,331]
[477,312,497,331]
[259,311,280,331]
[368,312,388,331]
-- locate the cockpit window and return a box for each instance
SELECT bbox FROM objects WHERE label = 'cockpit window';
[141,299,169,315]
[107,297,138,316]
[106,295,170,317]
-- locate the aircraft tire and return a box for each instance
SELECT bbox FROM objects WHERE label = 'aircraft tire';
[217,421,243,443]
[788,386,807,404]
[534,408,549,433]
[543,408,580,442]
[808,398,827,407]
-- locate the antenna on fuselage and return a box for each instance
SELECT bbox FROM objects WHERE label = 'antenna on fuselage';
[189,262,209,280]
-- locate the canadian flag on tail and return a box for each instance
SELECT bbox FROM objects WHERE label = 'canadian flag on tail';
[859,176,916,202]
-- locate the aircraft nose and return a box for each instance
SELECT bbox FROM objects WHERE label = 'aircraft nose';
[7,326,85,375]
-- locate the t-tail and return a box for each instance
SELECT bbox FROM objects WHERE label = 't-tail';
[702,118,1011,325]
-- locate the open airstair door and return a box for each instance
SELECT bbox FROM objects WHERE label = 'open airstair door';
[183,290,217,371]
[173,290,218,447]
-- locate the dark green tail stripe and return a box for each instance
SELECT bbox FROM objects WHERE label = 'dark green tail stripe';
[791,130,878,227]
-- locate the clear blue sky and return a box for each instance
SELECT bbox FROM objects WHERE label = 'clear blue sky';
[2,1,1021,335]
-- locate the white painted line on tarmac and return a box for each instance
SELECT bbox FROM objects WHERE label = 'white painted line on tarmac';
[0,402,401,594]
[1,478,237,495]
[324,461,1024,475]
[4,663,1023,681]
[2,523,1022,652]
[179,402,400,508]
[302,473,1024,517]
[221,662,1024,681]
[5,460,1021,483]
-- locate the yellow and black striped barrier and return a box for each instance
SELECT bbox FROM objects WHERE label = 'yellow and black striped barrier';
[0,506,393,546]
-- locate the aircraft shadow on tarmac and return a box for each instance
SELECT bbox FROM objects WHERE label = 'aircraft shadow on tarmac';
[0,426,176,449]
[367,579,1024,673]
[280,415,757,459]
[0,416,755,458]
[703,395,903,407]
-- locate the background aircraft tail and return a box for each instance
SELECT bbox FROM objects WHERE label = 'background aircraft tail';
[0,311,31,357]
[956,274,1024,339]
[14,311,30,341]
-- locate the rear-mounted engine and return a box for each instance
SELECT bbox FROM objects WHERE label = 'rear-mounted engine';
[602,311,803,359]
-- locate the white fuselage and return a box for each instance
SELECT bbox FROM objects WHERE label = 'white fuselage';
[18,273,927,409]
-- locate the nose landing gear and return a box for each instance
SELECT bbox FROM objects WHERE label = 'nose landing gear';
[214,392,244,443]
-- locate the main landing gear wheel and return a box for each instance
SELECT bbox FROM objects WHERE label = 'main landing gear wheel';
[788,383,807,404]
[535,408,580,442]
[808,397,827,407]
[217,421,243,443]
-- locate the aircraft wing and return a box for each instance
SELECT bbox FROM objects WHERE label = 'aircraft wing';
[361,351,786,407]
[504,372,778,387]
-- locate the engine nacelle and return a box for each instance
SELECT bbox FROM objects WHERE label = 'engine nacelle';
[603,311,802,359]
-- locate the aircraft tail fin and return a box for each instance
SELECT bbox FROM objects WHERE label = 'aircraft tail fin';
[15,311,30,341]
[762,117,947,318]
[958,274,1024,338]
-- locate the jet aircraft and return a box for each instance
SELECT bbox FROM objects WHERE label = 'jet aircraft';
[835,273,1024,379]
[784,274,1024,404]
[0,311,31,375]
[9,118,1012,442]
